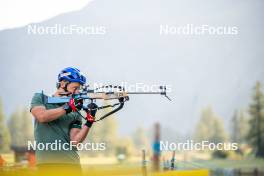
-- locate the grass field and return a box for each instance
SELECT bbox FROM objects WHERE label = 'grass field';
[174,158,264,170]
[1,153,264,175]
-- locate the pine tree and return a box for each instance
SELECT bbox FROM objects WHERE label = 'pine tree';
[0,98,11,152]
[247,81,264,157]
[231,110,249,144]
[194,106,227,144]
[133,127,150,151]
[8,108,34,147]
[231,110,239,143]
[212,116,227,144]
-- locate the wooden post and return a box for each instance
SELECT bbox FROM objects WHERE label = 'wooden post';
[162,157,169,171]
[152,123,161,172]
[237,169,241,176]
[142,150,147,176]
[253,168,258,176]
[27,151,36,167]
[170,151,176,170]
[0,155,5,167]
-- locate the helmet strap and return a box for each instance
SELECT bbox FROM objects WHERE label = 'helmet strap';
[56,81,70,92]
[64,81,70,92]
[56,82,60,89]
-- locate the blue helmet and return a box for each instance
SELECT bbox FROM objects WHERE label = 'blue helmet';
[58,67,86,85]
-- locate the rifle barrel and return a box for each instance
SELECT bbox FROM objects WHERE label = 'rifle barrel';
[126,92,164,94]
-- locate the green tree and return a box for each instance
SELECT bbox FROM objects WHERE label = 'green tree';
[212,116,228,143]
[231,109,249,144]
[132,127,150,151]
[194,106,228,144]
[247,81,264,158]
[8,108,34,147]
[0,98,11,152]
[116,137,135,158]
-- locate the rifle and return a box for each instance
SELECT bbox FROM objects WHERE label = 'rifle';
[47,85,171,122]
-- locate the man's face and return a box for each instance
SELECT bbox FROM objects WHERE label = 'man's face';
[67,82,81,94]
[61,81,81,94]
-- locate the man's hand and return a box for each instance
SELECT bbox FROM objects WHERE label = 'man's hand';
[88,102,98,117]
[63,98,83,114]
[84,103,98,128]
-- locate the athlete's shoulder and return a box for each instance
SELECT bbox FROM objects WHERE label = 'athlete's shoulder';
[32,91,50,98]
[31,91,48,106]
